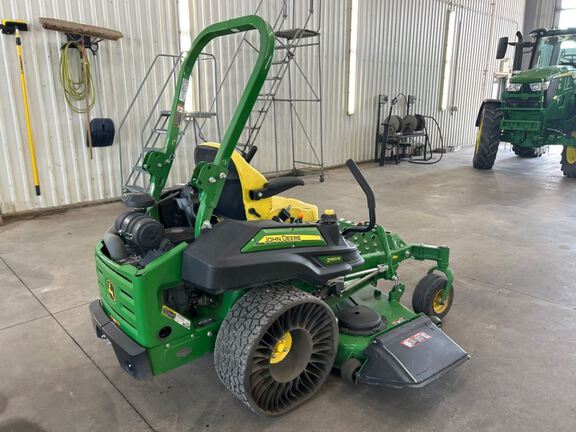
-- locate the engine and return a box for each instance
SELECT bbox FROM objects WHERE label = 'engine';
[103,210,173,268]
[114,211,165,252]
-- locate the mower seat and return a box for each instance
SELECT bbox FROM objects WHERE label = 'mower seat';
[194,143,318,222]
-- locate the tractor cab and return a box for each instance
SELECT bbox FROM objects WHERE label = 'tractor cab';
[529,29,576,70]
[504,30,576,105]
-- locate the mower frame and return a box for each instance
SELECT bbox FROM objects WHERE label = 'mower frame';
[91,16,465,414]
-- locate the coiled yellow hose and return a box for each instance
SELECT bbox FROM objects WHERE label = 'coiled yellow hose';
[59,42,95,113]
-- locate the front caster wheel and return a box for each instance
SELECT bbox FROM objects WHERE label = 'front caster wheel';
[340,358,362,384]
[214,284,338,416]
[412,273,454,319]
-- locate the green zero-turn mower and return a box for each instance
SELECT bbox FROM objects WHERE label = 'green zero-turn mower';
[474,28,576,176]
[90,15,468,416]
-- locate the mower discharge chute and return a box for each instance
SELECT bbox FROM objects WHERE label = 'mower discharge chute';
[90,15,468,416]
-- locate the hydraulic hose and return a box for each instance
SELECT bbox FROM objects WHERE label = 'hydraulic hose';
[60,42,95,113]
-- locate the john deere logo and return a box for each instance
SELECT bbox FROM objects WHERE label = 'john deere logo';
[258,234,322,244]
[107,280,116,301]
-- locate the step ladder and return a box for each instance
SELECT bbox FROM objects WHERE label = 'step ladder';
[240,25,320,153]
[123,110,215,193]
[116,52,220,195]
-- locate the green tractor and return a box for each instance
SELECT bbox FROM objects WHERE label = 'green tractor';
[474,28,576,177]
[90,16,468,416]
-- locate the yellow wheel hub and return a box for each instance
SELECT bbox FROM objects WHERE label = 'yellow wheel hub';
[270,331,292,364]
[475,120,483,152]
[567,147,576,165]
[433,290,449,315]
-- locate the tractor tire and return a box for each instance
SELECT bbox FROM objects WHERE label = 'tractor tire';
[473,104,503,169]
[214,283,338,416]
[512,145,546,158]
[561,146,576,178]
[412,273,454,319]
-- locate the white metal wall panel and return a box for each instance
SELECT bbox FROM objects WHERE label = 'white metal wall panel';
[524,0,557,33]
[0,0,525,215]
[0,0,178,215]
[186,0,525,173]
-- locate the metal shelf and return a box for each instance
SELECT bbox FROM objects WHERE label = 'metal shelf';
[275,28,320,39]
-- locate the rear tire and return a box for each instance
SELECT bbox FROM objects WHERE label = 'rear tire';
[412,273,454,319]
[214,284,338,416]
[561,146,576,178]
[473,104,503,169]
[513,145,546,158]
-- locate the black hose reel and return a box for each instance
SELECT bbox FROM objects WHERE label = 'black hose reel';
[402,115,418,134]
[88,118,115,147]
[383,115,404,135]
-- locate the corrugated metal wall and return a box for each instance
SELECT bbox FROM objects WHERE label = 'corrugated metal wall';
[524,0,558,33]
[187,0,526,172]
[0,0,178,215]
[0,0,532,215]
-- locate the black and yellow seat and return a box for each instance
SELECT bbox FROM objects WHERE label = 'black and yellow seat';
[194,143,318,222]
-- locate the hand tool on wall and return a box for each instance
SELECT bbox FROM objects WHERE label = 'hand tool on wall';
[39,17,123,159]
[1,19,41,195]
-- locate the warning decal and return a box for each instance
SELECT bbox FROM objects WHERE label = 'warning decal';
[400,331,431,348]
[179,78,190,102]
[162,305,191,329]
[173,103,185,128]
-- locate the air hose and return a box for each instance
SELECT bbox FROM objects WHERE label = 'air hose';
[59,42,95,113]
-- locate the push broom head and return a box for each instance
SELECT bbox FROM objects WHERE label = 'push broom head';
[39,17,123,40]
[0,20,29,35]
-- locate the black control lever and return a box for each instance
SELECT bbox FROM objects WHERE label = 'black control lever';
[243,145,258,163]
[341,159,376,237]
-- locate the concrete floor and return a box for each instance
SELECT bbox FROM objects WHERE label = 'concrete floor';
[1,146,576,432]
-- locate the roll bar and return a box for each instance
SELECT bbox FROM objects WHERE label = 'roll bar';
[142,16,275,237]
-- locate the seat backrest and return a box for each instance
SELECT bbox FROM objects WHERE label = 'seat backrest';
[195,143,318,223]
[194,144,246,220]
